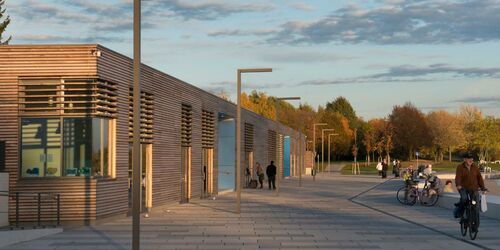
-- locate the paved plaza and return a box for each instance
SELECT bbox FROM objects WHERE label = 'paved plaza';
[2,174,500,250]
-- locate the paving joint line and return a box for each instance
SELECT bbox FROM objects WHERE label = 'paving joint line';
[348,179,492,250]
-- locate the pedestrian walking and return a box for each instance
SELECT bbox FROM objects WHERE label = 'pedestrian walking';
[256,162,265,189]
[396,160,402,177]
[266,161,277,190]
[381,159,388,179]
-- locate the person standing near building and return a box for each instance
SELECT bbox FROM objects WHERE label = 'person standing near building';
[256,162,265,189]
[266,161,277,190]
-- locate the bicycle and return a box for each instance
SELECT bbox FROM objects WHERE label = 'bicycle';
[459,190,484,240]
[396,177,439,206]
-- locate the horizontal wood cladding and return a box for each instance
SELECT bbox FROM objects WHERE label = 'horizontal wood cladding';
[0,45,306,224]
[0,45,102,224]
[9,178,97,223]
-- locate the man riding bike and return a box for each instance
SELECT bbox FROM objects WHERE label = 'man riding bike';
[455,152,488,218]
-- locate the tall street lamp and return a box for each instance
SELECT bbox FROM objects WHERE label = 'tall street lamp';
[236,68,272,214]
[132,0,141,249]
[275,97,300,196]
[328,133,339,175]
[321,129,335,174]
[312,123,327,181]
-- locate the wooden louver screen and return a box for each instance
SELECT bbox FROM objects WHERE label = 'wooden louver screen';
[129,89,154,143]
[202,109,215,148]
[244,123,254,152]
[19,79,117,118]
[181,104,193,147]
[268,130,277,162]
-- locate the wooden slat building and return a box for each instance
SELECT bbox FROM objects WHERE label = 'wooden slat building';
[0,44,305,224]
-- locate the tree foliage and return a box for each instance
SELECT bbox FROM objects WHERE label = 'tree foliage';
[426,110,465,161]
[389,102,430,160]
[240,90,500,163]
[326,96,357,128]
[0,0,11,45]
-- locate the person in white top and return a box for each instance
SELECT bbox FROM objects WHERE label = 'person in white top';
[376,162,383,176]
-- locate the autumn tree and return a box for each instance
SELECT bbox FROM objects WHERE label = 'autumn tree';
[319,110,354,160]
[389,102,430,160]
[241,91,276,120]
[0,0,11,45]
[361,121,375,165]
[473,116,499,162]
[369,118,393,162]
[459,105,483,152]
[325,96,357,128]
[426,110,465,162]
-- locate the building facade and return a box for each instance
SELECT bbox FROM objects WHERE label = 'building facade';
[0,45,305,224]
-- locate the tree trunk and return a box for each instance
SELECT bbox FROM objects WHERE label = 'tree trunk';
[449,146,452,162]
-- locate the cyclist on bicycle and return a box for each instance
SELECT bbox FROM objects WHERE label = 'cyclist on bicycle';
[455,152,488,218]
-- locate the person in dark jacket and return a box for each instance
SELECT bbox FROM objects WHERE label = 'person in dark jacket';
[266,161,277,190]
[455,152,488,218]
[381,159,388,179]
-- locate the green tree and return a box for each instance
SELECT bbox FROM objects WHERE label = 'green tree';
[319,110,354,160]
[0,0,11,45]
[325,96,357,128]
[459,105,483,152]
[361,121,375,165]
[473,116,499,162]
[426,110,465,162]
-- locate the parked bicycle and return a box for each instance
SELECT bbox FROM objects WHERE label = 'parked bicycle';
[458,190,485,240]
[396,173,440,206]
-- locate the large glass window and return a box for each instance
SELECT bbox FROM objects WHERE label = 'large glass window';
[21,118,62,177]
[21,117,114,178]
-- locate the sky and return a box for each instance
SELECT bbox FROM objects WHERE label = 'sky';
[4,0,500,119]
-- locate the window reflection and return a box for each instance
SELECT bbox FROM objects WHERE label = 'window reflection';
[21,117,112,178]
[21,118,61,177]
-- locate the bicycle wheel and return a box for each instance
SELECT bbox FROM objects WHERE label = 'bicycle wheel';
[460,218,467,236]
[469,207,479,240]
[420,189,439,207]
[397,186,417,205]
[397,186,409,205]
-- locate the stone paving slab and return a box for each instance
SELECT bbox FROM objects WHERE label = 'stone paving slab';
[2,175,499,249]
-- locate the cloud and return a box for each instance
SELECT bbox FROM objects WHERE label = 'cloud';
[149,0,274,20]
[298,64,500,86]
[10,0,92,24]
[372,64,500,78]
[207,29,276,37]
[258,51,354,63]
[288,2,315,12]
[269,0,500,44]
[452,96,500,105]
[205,80,284,93]
[15,34,126,43]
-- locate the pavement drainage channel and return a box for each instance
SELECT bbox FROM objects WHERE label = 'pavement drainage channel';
[348,179,493,250]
